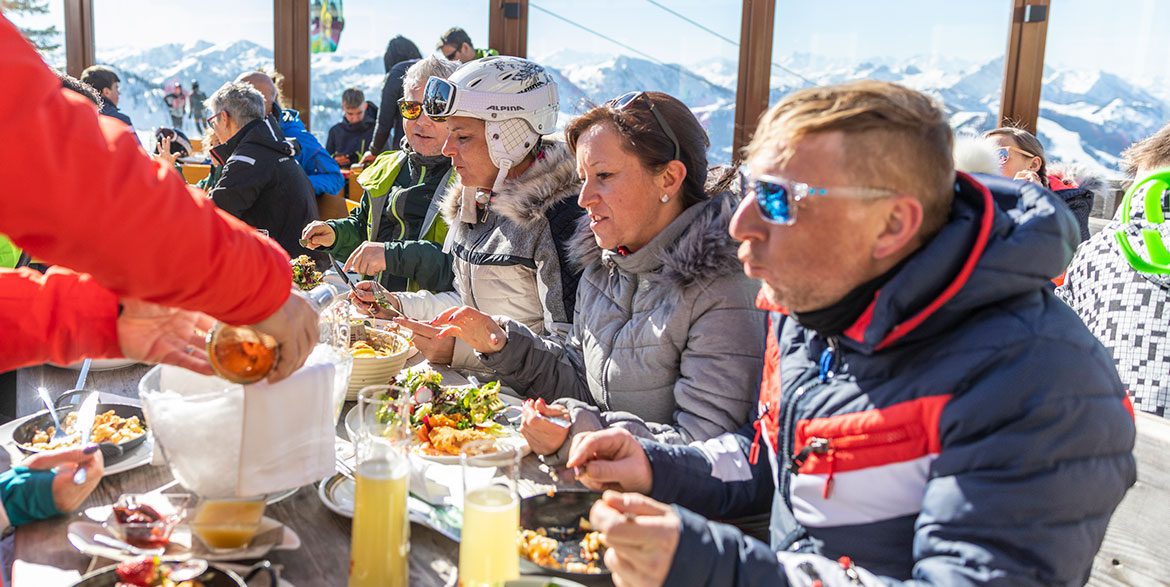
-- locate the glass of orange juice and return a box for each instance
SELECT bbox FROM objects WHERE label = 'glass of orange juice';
[349,385,411,587]
[459,440,520,587]
[189,495,266,553]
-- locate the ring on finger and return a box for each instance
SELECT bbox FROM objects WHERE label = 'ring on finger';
[185,345,196,355]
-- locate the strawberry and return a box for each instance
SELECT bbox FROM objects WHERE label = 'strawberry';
[115,555,159,586]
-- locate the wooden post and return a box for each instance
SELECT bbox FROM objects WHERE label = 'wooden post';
[274,0,312,129]
[998,0,1050,132]
[63,0,94,78]
[488,0,527,58]
[733,0,776,161]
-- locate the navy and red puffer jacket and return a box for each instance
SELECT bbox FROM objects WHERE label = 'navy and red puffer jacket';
[644,173,1137,586]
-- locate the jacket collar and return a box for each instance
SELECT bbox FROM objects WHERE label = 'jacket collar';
[209,118,291,165]
[440,136,580,227]
[606,200,702,275]
[824,172,1079,354]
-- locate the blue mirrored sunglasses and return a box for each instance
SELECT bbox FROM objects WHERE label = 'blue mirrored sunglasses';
[738,167,896,225]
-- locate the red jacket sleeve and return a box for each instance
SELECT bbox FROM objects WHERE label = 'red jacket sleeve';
[0,15,292,326]
[0,268,122,371]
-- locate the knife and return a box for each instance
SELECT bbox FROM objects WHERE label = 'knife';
[331,257,403,318]
[72,392,99,485]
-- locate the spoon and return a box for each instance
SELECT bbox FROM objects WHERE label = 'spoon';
[92,533,164,557]
[34,386,70,442]
[167,559,209,582]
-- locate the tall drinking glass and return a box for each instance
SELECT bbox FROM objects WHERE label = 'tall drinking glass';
[349,385,411,587]
[459,441,520,587]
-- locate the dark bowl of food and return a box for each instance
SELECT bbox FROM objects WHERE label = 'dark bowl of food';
[12,393,148,464]
[519,490,610,582]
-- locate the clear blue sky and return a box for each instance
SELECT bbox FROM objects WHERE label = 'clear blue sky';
[6,0,1167,81]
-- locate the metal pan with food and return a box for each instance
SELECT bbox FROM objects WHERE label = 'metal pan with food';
[518,490,610,580]
[12,390,148,464]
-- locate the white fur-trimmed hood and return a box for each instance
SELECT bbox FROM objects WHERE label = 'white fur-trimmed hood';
[440,136,580,227]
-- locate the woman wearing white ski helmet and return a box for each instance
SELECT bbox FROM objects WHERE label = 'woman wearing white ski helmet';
[353,56,584,372]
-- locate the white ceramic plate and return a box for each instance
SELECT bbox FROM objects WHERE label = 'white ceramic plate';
[50,358,139,371]
[318,473,464,542]
[67,516,300,562]
[103,435,154,476]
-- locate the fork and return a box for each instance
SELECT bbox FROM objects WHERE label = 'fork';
[34,386,70,442]
[335,457,355,481]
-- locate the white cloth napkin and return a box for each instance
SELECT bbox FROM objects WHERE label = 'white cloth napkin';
[238,361,336,496]
[146,358,338,497]
[12,560,80,587]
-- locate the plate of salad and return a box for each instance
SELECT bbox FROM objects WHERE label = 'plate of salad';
[346,369,528,463]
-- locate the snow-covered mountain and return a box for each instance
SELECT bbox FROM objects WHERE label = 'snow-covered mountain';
[100,39,1167,172]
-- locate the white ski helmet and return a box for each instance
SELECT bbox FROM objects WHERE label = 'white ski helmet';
[422,56,559,191]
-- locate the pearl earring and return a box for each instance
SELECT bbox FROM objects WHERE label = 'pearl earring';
[660,194,670,204]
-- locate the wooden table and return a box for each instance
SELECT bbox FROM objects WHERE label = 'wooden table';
[11,363,587,586]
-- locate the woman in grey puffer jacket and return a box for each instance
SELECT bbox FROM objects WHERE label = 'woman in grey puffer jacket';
[430,92,765,462]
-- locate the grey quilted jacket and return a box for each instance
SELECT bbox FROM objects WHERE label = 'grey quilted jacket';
[480,191,765,459]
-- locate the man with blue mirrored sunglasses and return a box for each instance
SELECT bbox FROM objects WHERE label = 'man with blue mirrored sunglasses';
[563,80,1135,587]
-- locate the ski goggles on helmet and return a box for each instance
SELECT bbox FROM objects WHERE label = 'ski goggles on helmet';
[422,77,457,122]
[606,91,681,162]
[422,76,558,124]
[738,167,896,225]
[398,99,423,121]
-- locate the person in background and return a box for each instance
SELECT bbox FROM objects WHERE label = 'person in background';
[367,35,423,159]
[151,127,192,171]
[164,81,187,130]
[190,80,208,134]
[204,81,318,259]
[984,126,1101,242]
[303,56,457,293]
[1057,122,1170,419]
[437,27,497,63]
[352,56,583,373]
[563,81,1134,586]
[325,87,377,167]
[80,65,133,129]
[429,92,764,464]
[1,14,318,381]
[238,70,345,200]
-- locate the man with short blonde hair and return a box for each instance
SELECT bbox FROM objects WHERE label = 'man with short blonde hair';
[750,81,955,238]
[562,81,1136,586]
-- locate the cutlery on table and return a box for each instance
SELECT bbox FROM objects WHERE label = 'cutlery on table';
[72,392,99,485]
[331,257,403,318]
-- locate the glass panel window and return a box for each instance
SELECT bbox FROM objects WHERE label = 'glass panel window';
[308,0,489,151]
[4,0,65,69]
[771,1,1009,138]
[527,0,744,163]
[93,0,274,141]
[1038,0,1170,178]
